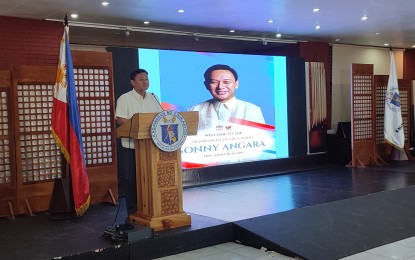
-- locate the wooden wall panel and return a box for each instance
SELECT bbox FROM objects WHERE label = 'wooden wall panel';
[375,76,412,159]
[349,64,377,167]
[0,51,118,217]
[0,70,17,218]
[11,66,60,215]
[72,51,118,202]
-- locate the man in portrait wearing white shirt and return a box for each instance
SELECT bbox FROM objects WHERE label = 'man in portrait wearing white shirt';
[188,64,265,130]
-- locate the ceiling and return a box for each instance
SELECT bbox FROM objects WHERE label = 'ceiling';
[2,0,415,49]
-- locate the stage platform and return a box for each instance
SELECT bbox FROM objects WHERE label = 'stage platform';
[2,161,415,260]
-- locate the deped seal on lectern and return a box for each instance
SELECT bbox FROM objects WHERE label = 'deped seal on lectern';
[150,110,188,152]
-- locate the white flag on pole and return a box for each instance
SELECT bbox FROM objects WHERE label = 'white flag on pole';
[384,50,404,149]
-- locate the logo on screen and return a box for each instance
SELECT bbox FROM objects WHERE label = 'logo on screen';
[151,110,188,152]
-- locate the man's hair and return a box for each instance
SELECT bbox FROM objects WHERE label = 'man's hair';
[130,69,148,80]
[203,64,238,82]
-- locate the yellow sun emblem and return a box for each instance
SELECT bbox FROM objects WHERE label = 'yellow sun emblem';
[55,63,67,93]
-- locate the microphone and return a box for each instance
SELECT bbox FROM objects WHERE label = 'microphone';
[151,92,164,111]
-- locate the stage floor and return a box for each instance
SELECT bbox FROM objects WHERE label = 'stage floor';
[2,161,415,259]
[183,162,415,222]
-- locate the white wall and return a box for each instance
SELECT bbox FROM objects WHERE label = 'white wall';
[331,44,403,130]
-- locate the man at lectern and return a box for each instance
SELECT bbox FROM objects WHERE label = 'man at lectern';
[115,68,163,222]
[188,64,265,130]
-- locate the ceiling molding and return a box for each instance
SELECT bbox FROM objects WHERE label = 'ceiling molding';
[46,19,299,44]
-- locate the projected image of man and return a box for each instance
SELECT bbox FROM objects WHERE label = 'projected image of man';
[188,64,265,130]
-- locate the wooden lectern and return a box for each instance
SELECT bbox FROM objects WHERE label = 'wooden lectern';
[116,111,198,231]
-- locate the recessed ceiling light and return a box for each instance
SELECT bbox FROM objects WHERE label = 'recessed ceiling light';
[313,8,320,12]
[315,25,320,30]
[101,1,109,6]
[412,45,415,48]
[361,15,368,21]
[276,33,282,38]
[178,9,185,13]
[268,20,274,23]
[230,29,235,33]
[335,39,340,42]
[144,21,150,25]
[384,43,389,46]
[375,32,380,35]
[70,13,78,19]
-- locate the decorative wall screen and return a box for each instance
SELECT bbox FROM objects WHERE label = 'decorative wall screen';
[76,68,114,166]
[0,51,118,218]
[0,85,12,184]
[375,76,388,146]
[348,64,413,168]
[17,83,62,183]
[375,76,412,159]
[348,64,379,167]
[0,71,17,217]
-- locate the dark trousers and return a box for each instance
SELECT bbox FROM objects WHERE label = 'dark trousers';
[122,147,137,215]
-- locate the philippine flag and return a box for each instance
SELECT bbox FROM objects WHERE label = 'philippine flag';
[51,26,90,216]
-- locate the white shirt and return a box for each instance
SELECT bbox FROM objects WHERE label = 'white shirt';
[115,90,163,148]
[188,97,265,131]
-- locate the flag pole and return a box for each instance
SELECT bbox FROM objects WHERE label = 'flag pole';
[61,14,70,180]
[51,14,90,216]
[62,14,70,180]
[48,15,76,219]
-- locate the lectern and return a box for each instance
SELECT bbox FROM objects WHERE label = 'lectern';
[116,111,198,231]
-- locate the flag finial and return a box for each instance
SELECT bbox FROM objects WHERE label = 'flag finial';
[389,46,393,52]
[64,14,68,26]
